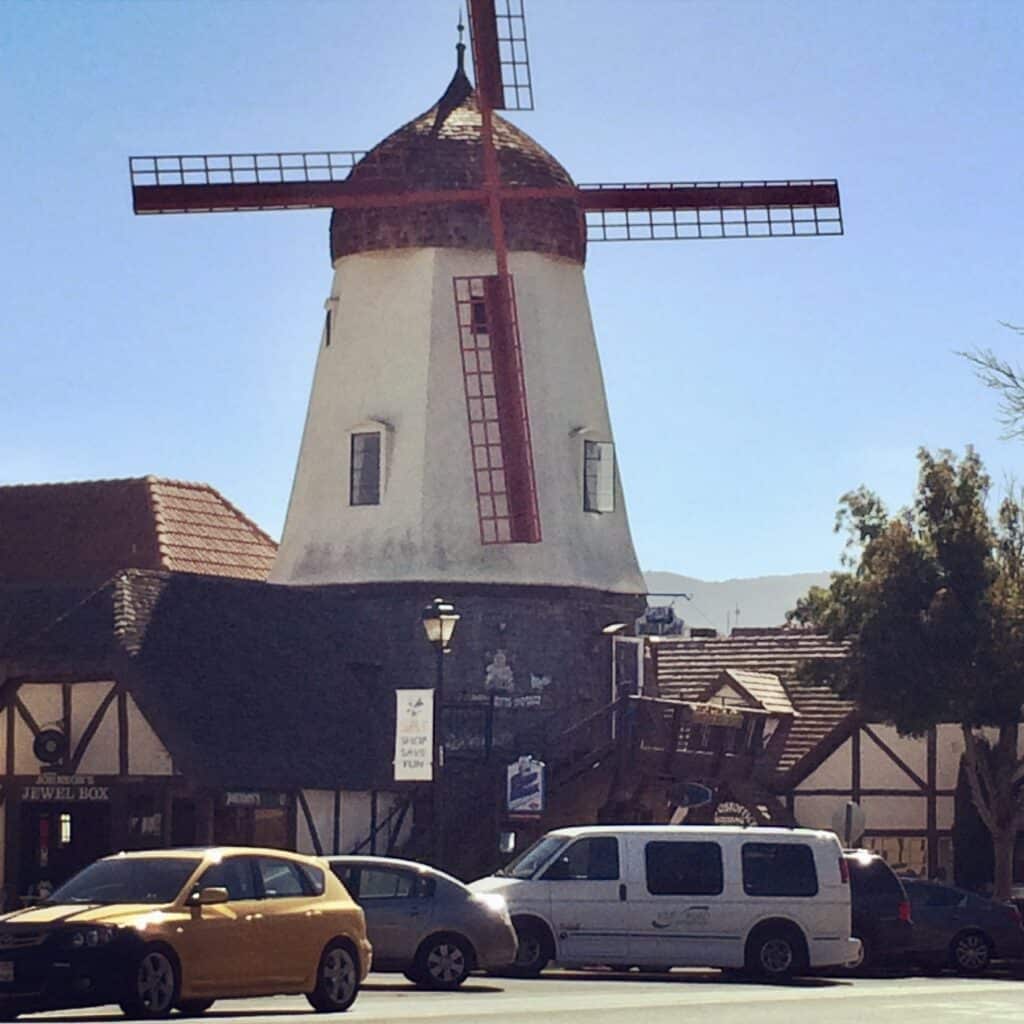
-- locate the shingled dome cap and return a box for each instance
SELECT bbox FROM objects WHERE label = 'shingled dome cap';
[330,63,585,264]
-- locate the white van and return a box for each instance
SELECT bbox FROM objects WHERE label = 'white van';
[469,825,860,980]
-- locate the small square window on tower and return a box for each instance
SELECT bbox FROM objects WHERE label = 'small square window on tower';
[350,431,381,506]
[583,440,615,513]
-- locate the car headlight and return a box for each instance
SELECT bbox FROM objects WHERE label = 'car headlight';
[65,926,115,950]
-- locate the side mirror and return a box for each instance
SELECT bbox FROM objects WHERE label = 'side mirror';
[191,886,230,906]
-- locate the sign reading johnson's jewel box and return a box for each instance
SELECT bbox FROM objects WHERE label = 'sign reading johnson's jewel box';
[21,773,110,802]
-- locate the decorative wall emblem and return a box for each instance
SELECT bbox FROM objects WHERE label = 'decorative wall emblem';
[485,650,515,692]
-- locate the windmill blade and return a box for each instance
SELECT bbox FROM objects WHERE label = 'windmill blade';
[467,0,534,111]
[580,179,842,240]
[130,151,369,214]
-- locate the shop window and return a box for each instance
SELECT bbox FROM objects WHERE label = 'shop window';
[350,431,382,506]
[59,813,72,847]
[583,440,615,513]
[645,841,723,895]
[742,842,818,897]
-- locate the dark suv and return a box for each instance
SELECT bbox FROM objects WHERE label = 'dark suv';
[844,850,913,972]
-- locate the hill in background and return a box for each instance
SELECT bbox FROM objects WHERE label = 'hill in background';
[643,570,831,635]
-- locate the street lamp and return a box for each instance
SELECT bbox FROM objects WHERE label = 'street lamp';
[421,598,459,867]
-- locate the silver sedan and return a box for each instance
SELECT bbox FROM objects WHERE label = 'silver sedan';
[325,855,518,990]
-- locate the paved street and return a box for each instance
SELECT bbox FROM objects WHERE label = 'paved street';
[25,969,1024,1024]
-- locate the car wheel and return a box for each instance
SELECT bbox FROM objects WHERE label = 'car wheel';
[503,919,552,978]
[949,931,992,975]
[415,934,473,990]
[176,1000,215,1016]
[120,946,180,1019]
[745,926,807,982]
[306,939,360,1013]
[402,967,424,985]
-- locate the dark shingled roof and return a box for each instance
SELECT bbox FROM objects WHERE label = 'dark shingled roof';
[650,628,855,777]
[330,65,585,264]
[2,571,390,790]
[0,478,278,586]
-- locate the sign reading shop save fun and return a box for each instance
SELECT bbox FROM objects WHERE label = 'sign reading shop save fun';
[21,774,110,802]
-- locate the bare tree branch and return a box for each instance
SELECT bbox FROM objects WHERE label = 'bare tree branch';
[959,322,1024,439]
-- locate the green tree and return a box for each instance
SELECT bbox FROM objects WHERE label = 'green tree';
[789,448,1024,898]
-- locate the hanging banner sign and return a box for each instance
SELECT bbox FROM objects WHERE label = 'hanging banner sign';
[394,689,434,782]
[506,756,545,818]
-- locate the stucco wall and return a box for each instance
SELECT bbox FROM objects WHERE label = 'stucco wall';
[272,247,644,593]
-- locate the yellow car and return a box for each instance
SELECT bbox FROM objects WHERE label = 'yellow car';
[0,847,371,1019]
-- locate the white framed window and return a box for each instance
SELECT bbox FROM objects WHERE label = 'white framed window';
[583,440,615,513]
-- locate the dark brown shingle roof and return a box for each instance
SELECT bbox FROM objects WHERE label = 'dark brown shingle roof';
[3,571,388,790]
[651,628,855,776]
[0,477,277,586]
[330,66,584,263]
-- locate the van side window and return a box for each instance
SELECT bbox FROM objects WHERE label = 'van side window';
[543,837,619,881]
[742,843,818,897]
[645,841,723,895]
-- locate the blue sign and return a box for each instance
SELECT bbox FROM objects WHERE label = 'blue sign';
[670,782,713,808]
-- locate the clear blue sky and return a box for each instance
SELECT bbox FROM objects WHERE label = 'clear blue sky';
[3,0,1021,580]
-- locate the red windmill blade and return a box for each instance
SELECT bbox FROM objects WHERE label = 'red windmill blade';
[465,0,534,112]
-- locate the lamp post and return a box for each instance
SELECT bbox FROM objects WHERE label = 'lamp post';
[421,598,460,867]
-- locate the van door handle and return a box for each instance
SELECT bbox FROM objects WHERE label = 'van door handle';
[619,884,627,902]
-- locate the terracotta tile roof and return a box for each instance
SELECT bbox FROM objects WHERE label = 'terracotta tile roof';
[0,477,277,586]
[1,570,388,790]
[650,628,855,776]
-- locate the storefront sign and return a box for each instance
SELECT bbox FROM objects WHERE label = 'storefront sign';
[394,689,434,781]
[224,791,287,808]
[21,774,110,802]
[691,705,744,728]
[506,756,545,818]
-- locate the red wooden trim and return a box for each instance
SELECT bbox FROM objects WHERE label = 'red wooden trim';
[861,724,927,790]
[467,0,504,110]
[133,181,584,215]
[579,181,840,213]
[69,687,118,773]
[453,275,541,545]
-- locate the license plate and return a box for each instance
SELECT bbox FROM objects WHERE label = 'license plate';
[0,962,13,983]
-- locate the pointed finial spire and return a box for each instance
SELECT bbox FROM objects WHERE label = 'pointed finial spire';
[456,9,466,72]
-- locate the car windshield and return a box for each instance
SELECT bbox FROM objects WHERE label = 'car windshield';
[48,857,202,905]
[497,836,568,879]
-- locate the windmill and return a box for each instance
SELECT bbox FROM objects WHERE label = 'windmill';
[127,0,841,594]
